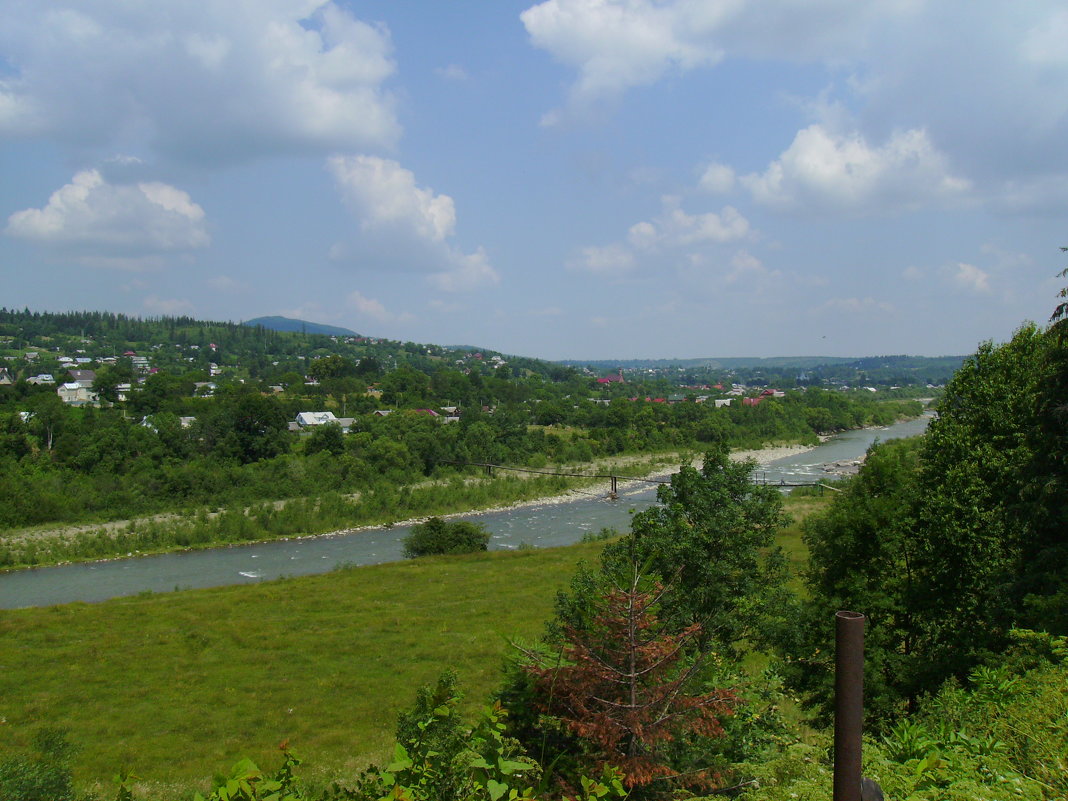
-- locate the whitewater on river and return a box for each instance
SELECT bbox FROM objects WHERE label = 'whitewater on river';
[0,415,930,609]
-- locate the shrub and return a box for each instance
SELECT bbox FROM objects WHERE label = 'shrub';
[0,728,77,801]
[402,517,490,558]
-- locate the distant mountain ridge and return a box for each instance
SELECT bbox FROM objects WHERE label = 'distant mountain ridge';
[242,316,359,337]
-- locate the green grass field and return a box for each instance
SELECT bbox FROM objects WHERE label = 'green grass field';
[0,495,828,798]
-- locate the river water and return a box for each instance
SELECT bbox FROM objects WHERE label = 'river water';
[0,415,930,609]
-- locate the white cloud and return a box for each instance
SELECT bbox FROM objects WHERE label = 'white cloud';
[5,169,209,267]
[902,265,924,281]
[521,0,724,122]
[572,197,751,279]
[944,262,991,294]
[523,2,1068,205]
[631,197,750,248]
[429,247,499,292]
[724,250,774,285]
[347,290,411,323]
[520,0,917,123]
[0,1,398,162]
[330,155,455,241]
[329,155,499,291]
[568,243,636,275]
[741,125,970,214]
[699,162,736,194]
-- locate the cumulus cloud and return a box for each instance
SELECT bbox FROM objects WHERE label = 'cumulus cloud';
[328,155,499,291]
[944,262,991,294]
[724,250,776,285]
[699,162,736,194]
[630,197,750,249]
[740,125,970,214]
[571,198,751,279]
[520,0,914,124]
[523,2,1068,200]
[348,290,411,323]
[5,169,209,267]
[0,1,398,162]
[521,0,724,123]
[568,243,636,275]
[330,155,455,241]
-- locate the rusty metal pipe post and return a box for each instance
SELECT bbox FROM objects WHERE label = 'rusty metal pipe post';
[834,610,865,801]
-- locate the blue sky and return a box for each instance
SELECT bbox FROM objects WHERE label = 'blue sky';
[1,0,1066,360]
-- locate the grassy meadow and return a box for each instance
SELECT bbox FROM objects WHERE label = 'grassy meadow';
[0,495,829,798]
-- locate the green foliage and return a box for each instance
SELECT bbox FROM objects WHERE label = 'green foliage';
[787,319,1068,723]
[785,437,923,724]
[194,750,305,801]
[610,445,790,649]
[403,517,491,559]
[0,728,78,801]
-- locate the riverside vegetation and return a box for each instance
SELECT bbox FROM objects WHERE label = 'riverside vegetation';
[0,309,926,568]
[2,292,1065,799]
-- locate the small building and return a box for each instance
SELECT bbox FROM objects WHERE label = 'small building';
[57,382,98,406]
[68,369,96,383]
[596,369,625,385]
[295,411,338,428]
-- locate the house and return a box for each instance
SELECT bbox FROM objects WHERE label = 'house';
[57,382,98,406]
[68,369,96,383]
[742,397,762,407]
[295,411,339,427]
[193,382,216,396]
[373,409,394,417]
[596,370,625,385]
[27,374,55,385]
[0,368,12,385]
[714,399,732,408]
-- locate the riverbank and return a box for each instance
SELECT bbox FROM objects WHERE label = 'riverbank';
[306,441,826,539]
[0,440,818,572]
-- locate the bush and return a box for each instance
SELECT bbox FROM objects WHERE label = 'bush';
[402,517,490,558]
[0,728,77,801]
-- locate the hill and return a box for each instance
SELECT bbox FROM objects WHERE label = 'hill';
[241,315,359,337]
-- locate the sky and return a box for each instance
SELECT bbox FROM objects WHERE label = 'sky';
[1,1,1066,360]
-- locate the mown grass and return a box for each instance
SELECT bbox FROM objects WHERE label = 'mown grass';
[0,496,829,799]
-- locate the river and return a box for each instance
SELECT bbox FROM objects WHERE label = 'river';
[0,414,931,609]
